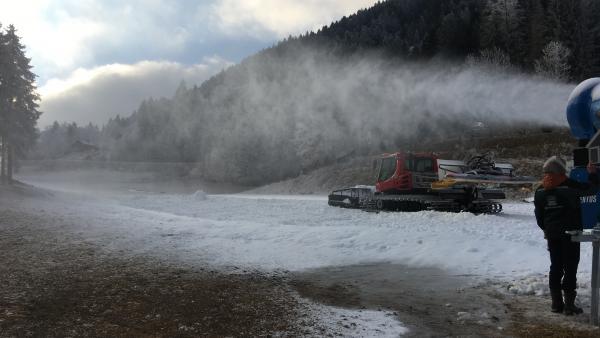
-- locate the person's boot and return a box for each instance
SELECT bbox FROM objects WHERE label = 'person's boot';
[563,290,583,315]
[550,289,564,313]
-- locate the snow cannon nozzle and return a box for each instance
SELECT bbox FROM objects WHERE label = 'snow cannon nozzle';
[567,78,600,167]
[567,78,600,141]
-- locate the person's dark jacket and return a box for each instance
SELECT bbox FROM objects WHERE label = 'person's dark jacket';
[534,174,598,240]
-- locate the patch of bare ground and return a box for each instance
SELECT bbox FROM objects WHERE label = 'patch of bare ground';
[0,208,305,337]
[506,294,600,338]
[291,264,600,338]
[291,264,510,337]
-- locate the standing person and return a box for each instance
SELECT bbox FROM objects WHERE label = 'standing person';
[534,156,598,315]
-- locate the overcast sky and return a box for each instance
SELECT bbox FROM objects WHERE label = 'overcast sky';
[0,0,377,127]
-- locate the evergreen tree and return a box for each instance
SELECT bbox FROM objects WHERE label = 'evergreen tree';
[522,0,548,68]
[466,47,512,69]
[535,41,572,81]
[0,24,40,184]
[572,0,600,79]
[480,0,524,61]
[0,25,6,181]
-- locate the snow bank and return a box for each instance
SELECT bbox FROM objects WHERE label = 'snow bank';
[190,190,208,201]
[301,299,408,337]
[113,194,551,278]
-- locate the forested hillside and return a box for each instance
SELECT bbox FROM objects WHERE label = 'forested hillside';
[34,0,600,185]
[281,0,600,80]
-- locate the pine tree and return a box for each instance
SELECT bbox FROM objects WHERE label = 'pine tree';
[0,24,40,184]
[480,0,524,62]
[572,0,600,79]
[466,47,512,69]
[535,41,572,81]
[0,24,7,183]
[524,0,548,68]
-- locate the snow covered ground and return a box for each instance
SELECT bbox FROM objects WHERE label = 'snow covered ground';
[127,193,592,295]
[14,173,598,335]
[27,184,594,294]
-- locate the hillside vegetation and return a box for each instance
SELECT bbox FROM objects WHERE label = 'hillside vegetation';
[32,0,595,185]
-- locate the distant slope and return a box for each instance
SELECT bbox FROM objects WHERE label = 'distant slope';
[249,156,374,195]
[247,156,544,199]
[250,127,571,196]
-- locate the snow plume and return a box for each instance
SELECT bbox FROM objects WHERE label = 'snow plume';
[99,47,572,185]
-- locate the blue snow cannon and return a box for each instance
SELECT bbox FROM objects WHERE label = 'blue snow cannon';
[566,78,600,229]
[567,78,600,141]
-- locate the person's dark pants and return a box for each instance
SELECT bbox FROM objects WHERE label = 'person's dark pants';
[548,237,580,291]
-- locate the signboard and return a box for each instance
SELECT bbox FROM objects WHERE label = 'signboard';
[571,167,600,229]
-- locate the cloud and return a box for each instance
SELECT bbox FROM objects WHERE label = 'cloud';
[1,1,220,82]
[1,0,379,129]
[0,0,106,79]
[212,0,378,39]
[2,0,379,84]
[38,57,233,127]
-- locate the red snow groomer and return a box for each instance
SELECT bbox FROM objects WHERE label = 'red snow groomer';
[329,152,534,214]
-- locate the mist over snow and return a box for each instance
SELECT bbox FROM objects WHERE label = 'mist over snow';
[80,46,573,185]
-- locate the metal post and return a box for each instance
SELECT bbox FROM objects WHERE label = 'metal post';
[570,229,600,326]
[592,241,600,326]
